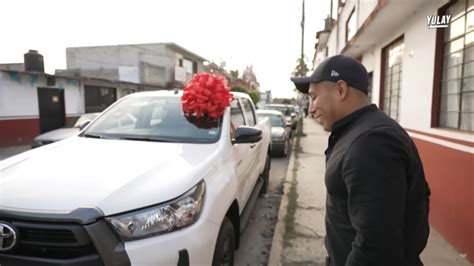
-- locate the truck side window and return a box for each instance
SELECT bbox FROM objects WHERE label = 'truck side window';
[230,99,246,127]
[230,99,245,139]
[241,98,256,126]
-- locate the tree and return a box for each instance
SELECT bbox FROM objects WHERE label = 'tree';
[230,85,261,105]
[229,70,239,81]
[292,57,309,77]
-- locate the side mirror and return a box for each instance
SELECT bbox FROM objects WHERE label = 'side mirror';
[232,126,262,144]
[291,113,296,118]
[78,120,92,130]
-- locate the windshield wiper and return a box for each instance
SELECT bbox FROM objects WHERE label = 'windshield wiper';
[118,136,178,143]
[82,133,104,139]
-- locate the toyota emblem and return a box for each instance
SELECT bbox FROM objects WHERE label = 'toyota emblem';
[0,222,18,252]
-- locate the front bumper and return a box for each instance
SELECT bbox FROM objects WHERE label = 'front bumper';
[271,138,286,152]
[124,217,220,265]
[0,208,220,266]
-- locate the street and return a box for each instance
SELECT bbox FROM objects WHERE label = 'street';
[235,146,292,266]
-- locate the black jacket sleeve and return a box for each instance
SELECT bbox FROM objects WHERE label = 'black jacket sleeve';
[342,129,407,266]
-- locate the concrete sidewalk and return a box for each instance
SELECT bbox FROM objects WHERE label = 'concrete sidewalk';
[269,117,472,266]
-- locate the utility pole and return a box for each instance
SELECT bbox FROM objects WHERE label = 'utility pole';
[293,0,309,77]
[301,0,305,61]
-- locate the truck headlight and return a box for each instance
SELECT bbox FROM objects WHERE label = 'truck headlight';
[106,180,205,241]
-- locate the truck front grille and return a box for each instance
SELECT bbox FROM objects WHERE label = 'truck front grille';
[19,227,77,244]
[1,219,101,261]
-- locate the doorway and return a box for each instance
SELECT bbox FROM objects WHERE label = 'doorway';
[37,87,65,133]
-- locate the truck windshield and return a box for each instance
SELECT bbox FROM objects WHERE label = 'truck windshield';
[82,96,222,144]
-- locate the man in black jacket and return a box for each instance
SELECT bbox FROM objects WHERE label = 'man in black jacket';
[291,55,430,266]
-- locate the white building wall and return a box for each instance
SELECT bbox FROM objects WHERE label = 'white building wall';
[58,79,84,116]
[364,1,472,142]
[0,72,43,118]
[0,72,84,118]
[401,4,438,131]
[361,50,378,103]
[338,2,357,52]
[357,0,378,28]
[327,28,338,57]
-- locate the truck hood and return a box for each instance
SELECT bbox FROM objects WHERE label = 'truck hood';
[0,136,220,216]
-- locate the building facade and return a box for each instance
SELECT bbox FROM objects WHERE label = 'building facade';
[60,43,207,89]
[0,69,163,147]
[314,0,474,262]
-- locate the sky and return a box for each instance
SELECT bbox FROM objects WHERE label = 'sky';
[0,0,329,98]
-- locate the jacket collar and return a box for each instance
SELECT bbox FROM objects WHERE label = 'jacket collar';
[331,104,378,133]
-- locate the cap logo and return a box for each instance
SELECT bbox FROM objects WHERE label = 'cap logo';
[331,70,339,77]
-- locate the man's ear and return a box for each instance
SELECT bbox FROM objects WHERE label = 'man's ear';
[335,80,349,100]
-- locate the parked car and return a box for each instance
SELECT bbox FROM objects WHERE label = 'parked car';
[0,91,271,265]
[257,109,292,156]
[264,104,298,130]
[31,112,100,148]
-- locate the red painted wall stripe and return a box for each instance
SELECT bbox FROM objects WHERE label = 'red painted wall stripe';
[0,118,40,147]
[413,138,474,263]
[0,116,79,147]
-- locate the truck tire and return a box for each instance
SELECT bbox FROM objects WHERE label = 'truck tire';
[212,217,235,266]
[259,155,271,196]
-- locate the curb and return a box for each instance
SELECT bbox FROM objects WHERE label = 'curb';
[268,136,297,265]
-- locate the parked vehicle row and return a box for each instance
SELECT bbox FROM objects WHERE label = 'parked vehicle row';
[263,104,299,130]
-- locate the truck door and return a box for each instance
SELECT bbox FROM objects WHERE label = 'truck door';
[230,98,253,209]
[241,97,261,190]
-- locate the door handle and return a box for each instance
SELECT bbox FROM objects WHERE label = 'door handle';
[250,143,256,148]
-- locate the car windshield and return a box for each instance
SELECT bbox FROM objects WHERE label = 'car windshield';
[258,114,283,127]
[265,106,291,116]
[82,96,222,144]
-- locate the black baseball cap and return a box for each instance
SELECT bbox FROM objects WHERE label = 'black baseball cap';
[290,55,369,94]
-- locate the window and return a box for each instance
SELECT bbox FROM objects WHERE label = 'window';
[241,98,256,126]
[84,85,117,113]
[437,0,474,131]
[230,99,246,127]
[183,59,193,74]
[193,61,198,74]
[346,8,356,42]
[381,37,404,121]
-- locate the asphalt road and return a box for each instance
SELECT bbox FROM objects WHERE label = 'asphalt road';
[235,146,292,266]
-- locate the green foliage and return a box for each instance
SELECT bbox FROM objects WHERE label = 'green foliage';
[230,85,261,105]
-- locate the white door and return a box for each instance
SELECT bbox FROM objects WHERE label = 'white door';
[230,98,253,209]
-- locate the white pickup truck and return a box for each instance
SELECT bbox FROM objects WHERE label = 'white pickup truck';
[0,91,272,265]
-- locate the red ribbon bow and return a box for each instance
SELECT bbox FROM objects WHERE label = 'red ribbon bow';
[181,73,234,119]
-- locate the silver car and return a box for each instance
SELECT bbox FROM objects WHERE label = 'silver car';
[257,110,292,157]
[31,113,100,148]
[264,104,298,130]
